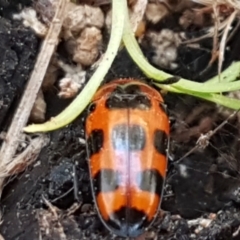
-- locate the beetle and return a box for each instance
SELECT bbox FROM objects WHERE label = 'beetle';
[85,78,170,237]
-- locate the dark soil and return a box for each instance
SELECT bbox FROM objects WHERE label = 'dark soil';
[1,1,240,240]
[0,2,39,130]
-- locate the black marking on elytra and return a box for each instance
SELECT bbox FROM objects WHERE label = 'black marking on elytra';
[112,124,146,151]
[93,169,120,196]
[88,102,96,114]
[136,169,164,197]
[129,125,146,151]
[154,129,168,155]
[159,102,168,115]
[111,124,127,150]
[87,129,103,156]
[106,207,148,237]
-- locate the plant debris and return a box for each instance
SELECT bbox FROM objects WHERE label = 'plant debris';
[0,0,66,195]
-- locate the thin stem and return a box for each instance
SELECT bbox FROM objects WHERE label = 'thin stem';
[24,0,126,133]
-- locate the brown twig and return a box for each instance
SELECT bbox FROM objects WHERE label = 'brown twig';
[0,0,66,180]
[0,134,49,197]
[1,134,49,178]
[218,9,237,78]
[192,0,240,10]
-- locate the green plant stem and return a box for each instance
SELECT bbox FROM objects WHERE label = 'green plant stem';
[122,5,172,81]
[205,61,240,84]
[156,83,240,110]
[24,0,125,133]
[122,1,240,109]
[172,79,240,93]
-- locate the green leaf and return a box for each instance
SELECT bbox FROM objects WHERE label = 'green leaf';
[122,4,172,81]
[206,61,240,84]
[155,83,240,110]
[172,79,240,93]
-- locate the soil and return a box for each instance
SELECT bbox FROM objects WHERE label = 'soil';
[1,1,240,240]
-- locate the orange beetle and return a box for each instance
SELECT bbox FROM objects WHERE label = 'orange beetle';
[85,78,170,237]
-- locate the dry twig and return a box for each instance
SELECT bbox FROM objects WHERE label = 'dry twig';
[192,0,240,10]
[218,9,237,77]
[183,0,240,76]
[0,134,49,196]
[0,0,66,186]
[176,110,238,163]
[1,134,49,178]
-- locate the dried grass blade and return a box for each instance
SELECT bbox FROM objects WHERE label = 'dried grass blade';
[218,10,237,79]
[0,0,66,165]
[1,134,49,179]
